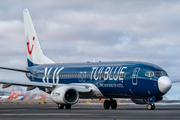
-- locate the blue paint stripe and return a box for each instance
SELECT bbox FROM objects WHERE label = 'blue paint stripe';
[27,59,38,67]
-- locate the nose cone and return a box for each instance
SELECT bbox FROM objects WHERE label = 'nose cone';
[158,76,172,94]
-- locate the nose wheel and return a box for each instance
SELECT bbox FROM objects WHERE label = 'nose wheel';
[104,99,117,109]
[147,103,155,110]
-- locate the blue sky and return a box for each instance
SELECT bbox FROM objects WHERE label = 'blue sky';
[0,0,180,99]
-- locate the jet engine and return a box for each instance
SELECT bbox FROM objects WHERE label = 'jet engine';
[50,86,79,105]
[131,98,148,104]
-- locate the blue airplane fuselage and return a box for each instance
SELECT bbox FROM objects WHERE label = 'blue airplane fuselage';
[26,61,167,99]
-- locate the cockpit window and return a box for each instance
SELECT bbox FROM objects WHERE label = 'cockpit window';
[160,71,168,76]
[154,71,161,76]
[145,71,154,77]
[145,71,168,77]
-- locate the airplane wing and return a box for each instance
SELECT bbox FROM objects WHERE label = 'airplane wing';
[0,79,92,93]
[172,79,180,83]
[0,67,92,93]
[0,79,53,90]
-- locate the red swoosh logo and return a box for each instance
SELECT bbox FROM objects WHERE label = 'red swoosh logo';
[27,37,35,55]
[27,42,34,55]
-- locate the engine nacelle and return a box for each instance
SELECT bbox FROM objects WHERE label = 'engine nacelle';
[131,98,148,104]
[50,86,79,105]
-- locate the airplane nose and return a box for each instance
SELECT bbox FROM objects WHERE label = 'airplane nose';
[158,76,172,94]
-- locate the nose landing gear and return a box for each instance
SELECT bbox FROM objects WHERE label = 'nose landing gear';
[147,103,155,110]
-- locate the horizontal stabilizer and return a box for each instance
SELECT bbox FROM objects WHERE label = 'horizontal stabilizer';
[0,67,29,73]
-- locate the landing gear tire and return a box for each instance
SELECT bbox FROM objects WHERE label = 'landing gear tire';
[147,103,155,110]
[104,100,111,109]
[65,105,71,109]
[111,100,117,109]
[57,104,64,109]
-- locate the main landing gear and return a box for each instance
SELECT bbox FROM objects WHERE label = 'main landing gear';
[147,103,155,110]
[57,104,72,109]
[104,98,117,109]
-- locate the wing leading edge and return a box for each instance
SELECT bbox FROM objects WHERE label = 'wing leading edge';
[0,79,53,90]
[0,79,92,93]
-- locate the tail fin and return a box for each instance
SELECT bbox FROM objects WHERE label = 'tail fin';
[14,92,19,99]
[23,9,54,67]
[7,91,14,99]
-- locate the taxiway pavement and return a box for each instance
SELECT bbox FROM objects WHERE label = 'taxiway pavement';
[0,103,180,120]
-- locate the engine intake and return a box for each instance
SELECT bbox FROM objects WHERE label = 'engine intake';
[50,86,79,105]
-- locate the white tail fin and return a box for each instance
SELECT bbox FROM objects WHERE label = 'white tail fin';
[23,9,54,67]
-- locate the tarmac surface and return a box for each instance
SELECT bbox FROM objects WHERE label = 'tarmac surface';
[0,103,180,120]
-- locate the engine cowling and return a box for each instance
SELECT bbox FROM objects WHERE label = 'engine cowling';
[131,98,148,104]
[50,86,79,105]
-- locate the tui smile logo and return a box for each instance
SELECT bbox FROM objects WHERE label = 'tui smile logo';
[27,37,35,55]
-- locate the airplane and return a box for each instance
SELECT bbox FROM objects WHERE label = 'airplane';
[13,92,24,100]
[0,91,11,100]
[13,92,19,99]
[0,91,24,100]
[21,92,30,100]
[0,9,172,110]
[7,91,14,99]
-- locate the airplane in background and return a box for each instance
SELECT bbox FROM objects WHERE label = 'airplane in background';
[7,91,14,99]
[0,91,11,100]
[13,92,24,100]
[0,91,24,100]
[0,91,14,100]
[0,9,172,110]
[33,93,50,100]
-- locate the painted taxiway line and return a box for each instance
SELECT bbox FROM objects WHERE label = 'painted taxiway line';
[1,114,180,119]
[0,113,91,116]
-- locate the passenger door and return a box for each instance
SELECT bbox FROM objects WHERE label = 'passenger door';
[132,67,140,85]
